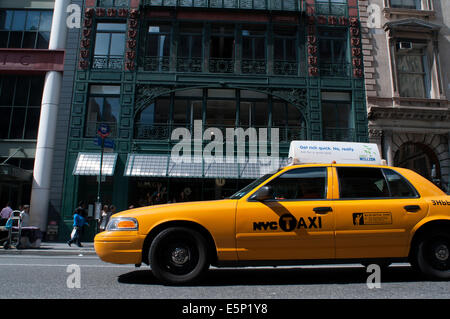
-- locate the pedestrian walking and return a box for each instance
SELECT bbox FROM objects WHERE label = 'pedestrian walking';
[0,202,13,226]
[20,205,30,227]
[67,208,89,247]
[99,205,110,231]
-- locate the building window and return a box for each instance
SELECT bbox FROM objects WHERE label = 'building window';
[0,76,44,140]
[177,23,203,72]
[93,22,126,70]
[273,25,298,76]
[241,25,266,74]
[85,85,120,137]
[316,0,347,16]
[272,99,306,142]
[0,9,52,49]
[321,91,354,141]
[319,28,350,77]
[390,0,421,10]
[395,41,430,98]
[209,24,235,73]
[135,95,171,140]
[134,89,306,142]
[239,90,269,128]
[144,23,171,71]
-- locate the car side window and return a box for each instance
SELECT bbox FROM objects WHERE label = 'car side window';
[383,168,418,198]
[266,167,327,200]
[337,167,389,199]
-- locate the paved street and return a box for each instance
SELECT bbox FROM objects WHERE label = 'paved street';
[0,253,449,299]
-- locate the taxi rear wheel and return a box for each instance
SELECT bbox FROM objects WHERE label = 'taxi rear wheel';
[149,227,209,285]
[416,231,450,280]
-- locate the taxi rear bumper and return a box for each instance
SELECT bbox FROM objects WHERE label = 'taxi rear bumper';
[94,231,145,264]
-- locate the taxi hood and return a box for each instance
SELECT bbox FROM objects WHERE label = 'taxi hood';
[111,198,237,219]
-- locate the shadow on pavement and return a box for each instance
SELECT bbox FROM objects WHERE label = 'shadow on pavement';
[118,265,431,286]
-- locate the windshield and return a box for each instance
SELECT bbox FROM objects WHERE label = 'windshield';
[228,170,279,199]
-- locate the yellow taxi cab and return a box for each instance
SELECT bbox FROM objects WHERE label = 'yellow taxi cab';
[94,141,450,284]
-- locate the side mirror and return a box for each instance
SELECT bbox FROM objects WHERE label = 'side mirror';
[253,186,274,201]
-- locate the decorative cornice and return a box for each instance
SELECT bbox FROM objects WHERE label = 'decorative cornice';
[368,106,450,122]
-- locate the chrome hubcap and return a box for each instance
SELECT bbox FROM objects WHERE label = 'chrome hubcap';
[171,247,189,265]
[435,244,449,262]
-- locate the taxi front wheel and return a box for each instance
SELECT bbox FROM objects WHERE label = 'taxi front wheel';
[149,227,209,285]
[416,230,450,280]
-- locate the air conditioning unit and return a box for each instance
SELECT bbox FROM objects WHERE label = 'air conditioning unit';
[398,42,413,50]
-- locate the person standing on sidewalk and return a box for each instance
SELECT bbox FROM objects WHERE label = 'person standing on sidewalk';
[67,208,89,247]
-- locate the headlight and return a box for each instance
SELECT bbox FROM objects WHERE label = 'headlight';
[106,217,139,231]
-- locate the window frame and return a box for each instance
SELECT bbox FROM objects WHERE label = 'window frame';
[336,166,420,200]
[0,75,44,140]
[390,0,422,10]
[0,9,52,49]
[92,21,127,70]
[321,91,354,142]
[248,167,329,202]
[318,27,350,77]
[395,40,431,99]
[85,85,121,138]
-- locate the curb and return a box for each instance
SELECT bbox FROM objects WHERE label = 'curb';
[0,249,97,256]
[0,243,97,256]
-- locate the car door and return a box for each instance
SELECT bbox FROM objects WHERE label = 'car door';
[235,166,335,261]
[333,166,429,259]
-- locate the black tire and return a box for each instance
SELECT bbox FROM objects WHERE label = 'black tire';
[415,230,450,280]
[149,227,209,285]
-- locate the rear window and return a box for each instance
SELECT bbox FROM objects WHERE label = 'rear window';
[338,167,389,199]
[383,168,418,198]
[337,167,418,199]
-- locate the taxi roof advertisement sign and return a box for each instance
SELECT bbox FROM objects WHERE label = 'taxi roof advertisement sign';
[288,141,383,165]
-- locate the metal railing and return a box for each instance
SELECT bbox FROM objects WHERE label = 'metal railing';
[176,57,203,73]
[135,123,171,140]
[273,60,299,76]
[97,0,130,6]
[315,2,347,16]
[209,58,235,74]
[241,59,267,75]
[92,55,124,70]
[142,56,171,72]
[143,0,301,11]
[134,123,307,142]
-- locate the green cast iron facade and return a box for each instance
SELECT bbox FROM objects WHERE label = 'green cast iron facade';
[59,0,367,241]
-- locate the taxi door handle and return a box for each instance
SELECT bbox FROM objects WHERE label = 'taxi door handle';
[313,207,333,215]
[404,205,421,213]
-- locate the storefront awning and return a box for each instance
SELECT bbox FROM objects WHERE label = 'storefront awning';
[0,164,32,182]
[124,154,168,177]
[73,152,118,176]
[124,154,289,179]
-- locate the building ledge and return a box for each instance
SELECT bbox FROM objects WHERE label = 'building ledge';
[383,7,435,19]
[368,96,448,109]
[368,105,450,122]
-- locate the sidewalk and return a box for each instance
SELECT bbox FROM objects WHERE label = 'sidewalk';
[0,241,97,256]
